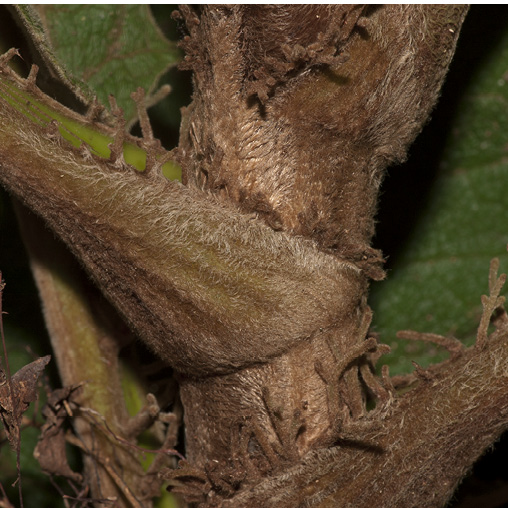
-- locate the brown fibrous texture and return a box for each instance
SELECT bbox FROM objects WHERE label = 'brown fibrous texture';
[177,5,466,274]
[2,5,501,508]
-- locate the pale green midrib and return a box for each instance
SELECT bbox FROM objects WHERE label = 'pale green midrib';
[0,75,182,181]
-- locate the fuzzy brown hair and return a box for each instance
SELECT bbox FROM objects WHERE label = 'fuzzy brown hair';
[0,6,479,507]
[178,5,465,275]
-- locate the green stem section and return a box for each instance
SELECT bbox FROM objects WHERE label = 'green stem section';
[0,64,181,181]
[0,64,365,377]
[15,205,126,421]
[14,203,155,507]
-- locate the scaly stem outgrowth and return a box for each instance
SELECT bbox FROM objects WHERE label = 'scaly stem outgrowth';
[7,7,507,508]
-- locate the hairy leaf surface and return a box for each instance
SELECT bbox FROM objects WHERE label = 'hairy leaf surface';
[33,5,181,124]
[371,9,508,374]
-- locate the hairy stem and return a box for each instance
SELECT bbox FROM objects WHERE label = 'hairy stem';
[3,6,495,508]
[167,4,469,502]
[221,319,508,508]
[0,64,363,378]
[15,204,160,507]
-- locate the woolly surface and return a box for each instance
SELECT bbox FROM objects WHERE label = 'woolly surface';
[179,6,466,274]
[222,326,508,507]
[0,7,480,507]
[0,68,365,376]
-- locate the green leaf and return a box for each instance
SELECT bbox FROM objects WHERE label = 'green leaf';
[12,5,96,105]
[371,10,508,375]
[35,5,181,125]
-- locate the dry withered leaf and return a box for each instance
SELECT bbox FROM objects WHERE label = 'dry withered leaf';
[33,384,83,482]
[0,355,51,450]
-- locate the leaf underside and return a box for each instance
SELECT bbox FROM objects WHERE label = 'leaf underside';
[33,4,181,125]
[371,10,508,375]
